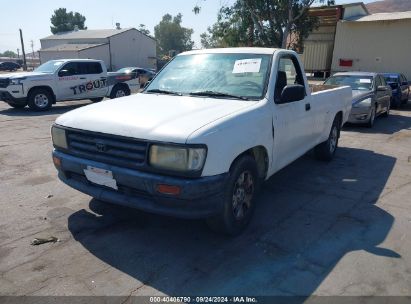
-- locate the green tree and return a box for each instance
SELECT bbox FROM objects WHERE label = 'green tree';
[0,50,17,58]
[200,0,335,50]
[50,8,87,34]
[154,13,194,56]
[138,24,151,36]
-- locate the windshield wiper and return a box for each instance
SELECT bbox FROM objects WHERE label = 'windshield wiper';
[189,91,250,100]
[146,89,182,96]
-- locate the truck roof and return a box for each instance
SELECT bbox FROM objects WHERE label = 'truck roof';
[48,59,104,63]
[180,47,280,56]
[333,71,378,77]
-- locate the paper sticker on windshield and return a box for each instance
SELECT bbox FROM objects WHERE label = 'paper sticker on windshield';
[359,79,371,83]
[233,58,262,74]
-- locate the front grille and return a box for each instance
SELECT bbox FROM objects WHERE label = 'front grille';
[66,129,148,169]
[0,78,10,88]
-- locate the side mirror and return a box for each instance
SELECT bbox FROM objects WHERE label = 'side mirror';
[279,85,305,104]
[377,85,388,91]
[58,69,71,77]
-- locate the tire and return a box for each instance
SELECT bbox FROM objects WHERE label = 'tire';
[314,115,341,161]
[90,97,104,103]
[381,100,390,117]
[27,88,53,111]
[366,106,376,128]
[110,85,130,99]
[8,102,27,109]
[206,155,259,236]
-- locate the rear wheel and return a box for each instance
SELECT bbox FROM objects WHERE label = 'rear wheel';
[314,115,340,161]
[27,88,53,111]
[110,85,130,99]
[206,155,259,236]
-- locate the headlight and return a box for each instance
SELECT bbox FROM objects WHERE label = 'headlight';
[149,145,206,172]
[51,126,68,149]
[353,98,372,108]
[10,78,25,85]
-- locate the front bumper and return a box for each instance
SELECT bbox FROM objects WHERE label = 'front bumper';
[347,107,372,124]
[53,150,228,219]
[0,88,26,104]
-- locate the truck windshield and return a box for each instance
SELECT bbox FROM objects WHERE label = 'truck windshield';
[34,60,65,73]
[324,75,373,91]
[145,53,272,100]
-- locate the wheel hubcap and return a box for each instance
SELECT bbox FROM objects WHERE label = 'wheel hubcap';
[329,126,338,153]
[34,94,49,108]
[116,90,126,98]
[232,171,254,220]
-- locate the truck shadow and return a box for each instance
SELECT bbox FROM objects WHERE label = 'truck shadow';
[343,111,411,135]
[0,101,91,117]
[68,147,398,297]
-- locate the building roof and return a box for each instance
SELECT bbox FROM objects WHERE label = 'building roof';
[41,28,134,40]
[345,11,411,22]
[39,43,108,52]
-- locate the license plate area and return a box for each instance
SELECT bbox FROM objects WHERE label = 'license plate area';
[84,166,118,190]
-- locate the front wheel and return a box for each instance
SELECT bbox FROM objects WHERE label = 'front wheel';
[314,115,340,161]
[206,155,259,236]
[27,88,53,111]
[366,106,376,128]
[381,100,390,117]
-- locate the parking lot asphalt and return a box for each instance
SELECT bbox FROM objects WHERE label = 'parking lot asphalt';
[0,98,411,297]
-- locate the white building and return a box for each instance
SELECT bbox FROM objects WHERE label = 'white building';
[331,11,411,79]
[39,28,156,71]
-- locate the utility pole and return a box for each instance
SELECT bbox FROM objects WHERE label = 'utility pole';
[30,40,34,59]
[17,48,20,59]
[19,29,27,71]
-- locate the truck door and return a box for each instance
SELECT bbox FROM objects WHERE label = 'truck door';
[375,75,390,113]
[81,62,108,98]
[272,55,315,171]
[57,62,88,100]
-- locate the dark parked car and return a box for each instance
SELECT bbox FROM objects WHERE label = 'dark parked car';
[324,72,391,128]
[116,67,156,88]
[383,73,409,107]
[0,62,21,71]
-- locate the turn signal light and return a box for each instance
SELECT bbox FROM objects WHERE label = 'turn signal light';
[53,156,61,168]
[156,184,181,196]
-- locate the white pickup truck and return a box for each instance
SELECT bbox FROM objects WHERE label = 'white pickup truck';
[51,48,351,235]
[0,59,139,111]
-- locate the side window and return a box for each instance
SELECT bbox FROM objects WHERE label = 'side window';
[401,74,407,84]
[275,56,305,102]
[380,76,386,86]
[375,75,382,88]
[86,62,103,74]
[59,62,80,77]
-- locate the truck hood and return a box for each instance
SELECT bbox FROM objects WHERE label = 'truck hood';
[0,71,51,79]
[55,93,256,143]
[352,89,373,103]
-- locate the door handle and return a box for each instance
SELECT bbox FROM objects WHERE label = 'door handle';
[305,103,311,111]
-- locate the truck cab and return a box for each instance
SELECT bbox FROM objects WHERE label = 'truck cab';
[0,59,139,111]
[51,48,351,235]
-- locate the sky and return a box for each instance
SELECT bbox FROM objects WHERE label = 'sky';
[0,0,377,54]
